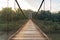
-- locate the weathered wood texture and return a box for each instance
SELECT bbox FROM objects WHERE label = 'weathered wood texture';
[8,19,49,40]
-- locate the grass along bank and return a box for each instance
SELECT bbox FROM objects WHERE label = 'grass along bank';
[33,19,60,33]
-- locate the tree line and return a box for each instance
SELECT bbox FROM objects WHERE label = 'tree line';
[32,10,60,22]
[0,8,28,22]
[0,8,60,33]
[0,8,60,22]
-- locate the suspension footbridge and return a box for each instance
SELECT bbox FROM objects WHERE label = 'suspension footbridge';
[8,19,49,40]
[8,0,49,40]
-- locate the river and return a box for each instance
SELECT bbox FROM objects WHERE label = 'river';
[47,33,60,40]
[0,33,7,40]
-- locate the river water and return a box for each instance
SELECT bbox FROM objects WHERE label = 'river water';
[0,33,7,40]
[0,32,12,40]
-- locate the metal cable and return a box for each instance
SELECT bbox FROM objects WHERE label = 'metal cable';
[35,0,44,16]
[15,0,26,17]
[7,0,9,7]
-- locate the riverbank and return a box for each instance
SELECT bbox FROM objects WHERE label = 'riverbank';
[47,33,60,40]
[33,19,60,33]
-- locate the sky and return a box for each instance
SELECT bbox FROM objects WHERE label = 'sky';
[0,0,60,12]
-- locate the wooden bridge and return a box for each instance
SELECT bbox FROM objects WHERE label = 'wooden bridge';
[8,19,49,40]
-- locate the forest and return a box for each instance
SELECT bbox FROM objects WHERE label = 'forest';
[0,8,60,33]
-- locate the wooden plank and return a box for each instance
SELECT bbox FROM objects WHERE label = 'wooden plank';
[8,19,49,40]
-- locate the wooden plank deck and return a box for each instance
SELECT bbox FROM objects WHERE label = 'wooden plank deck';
[8,19,49,40]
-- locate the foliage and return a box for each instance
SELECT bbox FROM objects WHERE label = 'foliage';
[0,8,28,32]
[0,8,28,21]
[0,7,60,33]
[33,10,60,22]
[32,10,60,33]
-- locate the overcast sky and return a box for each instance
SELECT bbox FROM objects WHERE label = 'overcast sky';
[0,0,60,12]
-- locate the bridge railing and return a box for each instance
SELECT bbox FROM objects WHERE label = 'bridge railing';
[8,19,29,40]
[32,19,49,40]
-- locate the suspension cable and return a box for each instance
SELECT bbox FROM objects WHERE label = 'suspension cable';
[14,0,16,10]
[44,0,45,11]
[7,0,9,7]
[50,0,51,11]
[15,0,25,17]
[35,0,44,16]
[50,0,52,20]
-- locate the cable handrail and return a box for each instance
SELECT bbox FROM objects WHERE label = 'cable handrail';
[35,0,44,16]
[15,0,26,17]
[15,0,45,18]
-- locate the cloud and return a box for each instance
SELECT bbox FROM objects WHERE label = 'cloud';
[0,0,60,12]
[16,0,36,11]
[25,0,60,12]
[51,0,60,12]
